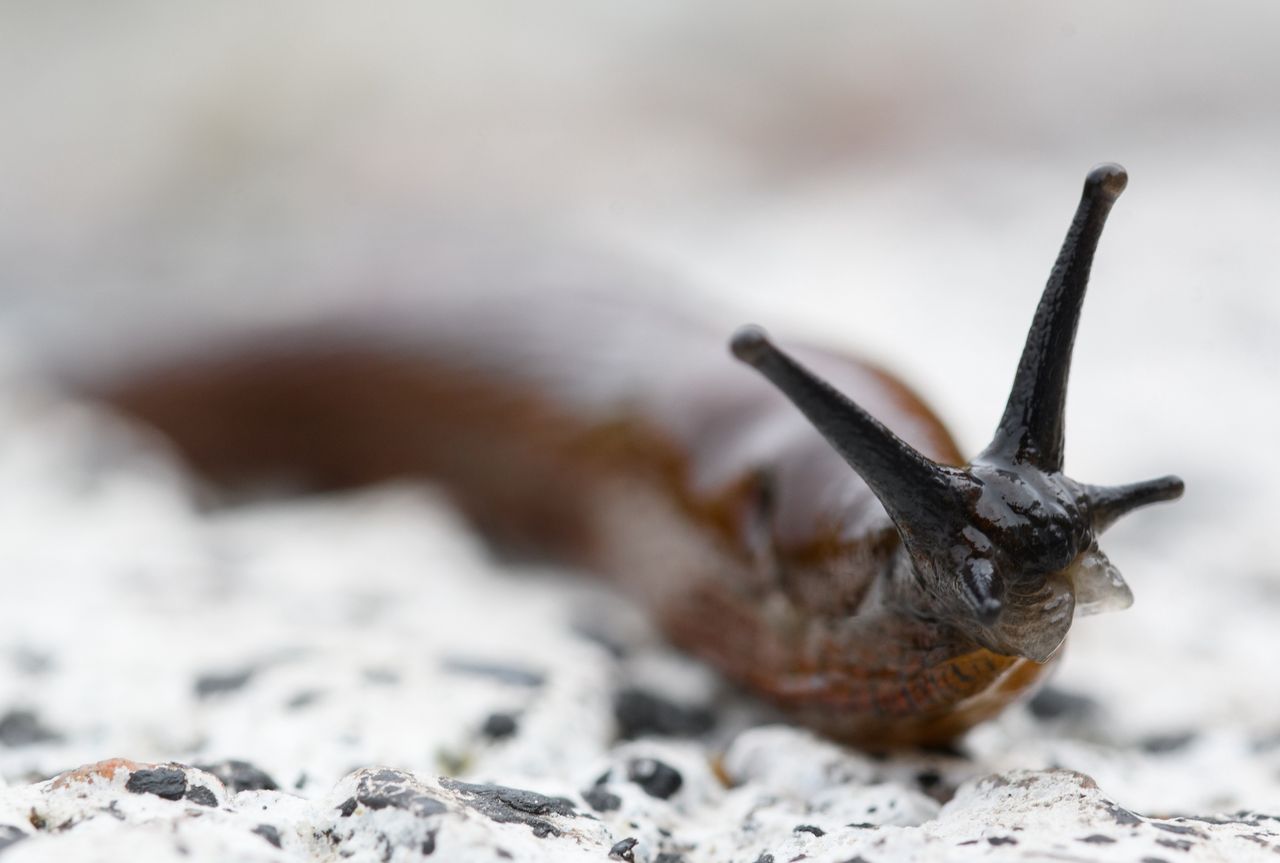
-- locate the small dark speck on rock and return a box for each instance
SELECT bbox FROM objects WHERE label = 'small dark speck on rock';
[609,837,638,861]
[627,759,683,800]
[987,836,1016,846]
[1141,858,1173,863]
[582,786,621,813]
[252,824,282,849]
[0,826,27,853]
[1027,685,1100,721]
[126,767,188,801]
[1141,732,1197,754]
[0,710,61,747]
[753,855,774,863]
[653,854,684,863]
[915,769,941,789]
[1079,834,1117,844]
[793,825,825,837]
[440,657,545,687]
[194,668,254,699]
[481,712,519,740]
[336,797,357,818]
[1156,838,1193,852]
[613,688,714,740]
[195,759,279,792]
[286,690,322,710]
[184,785,218,807]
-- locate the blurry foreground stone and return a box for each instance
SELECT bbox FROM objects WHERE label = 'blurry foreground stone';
[1,754,1278,861]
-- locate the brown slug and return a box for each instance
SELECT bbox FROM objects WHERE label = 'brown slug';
[82,163,1181,746]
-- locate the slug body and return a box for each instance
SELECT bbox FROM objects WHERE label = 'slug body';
[79,165,1180,746]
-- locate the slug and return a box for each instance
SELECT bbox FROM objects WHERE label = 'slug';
[76,163,1181,746]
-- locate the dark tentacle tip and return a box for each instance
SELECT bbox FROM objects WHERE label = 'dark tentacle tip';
[1154,475,1186,501]
[1087,474,1186,533]
[730,325,774,366]
[1085,163,1128,202]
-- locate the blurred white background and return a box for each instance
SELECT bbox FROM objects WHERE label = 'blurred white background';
[1,2,1279,739]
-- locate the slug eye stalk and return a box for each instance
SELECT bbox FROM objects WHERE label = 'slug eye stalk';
[731,164,1183,659]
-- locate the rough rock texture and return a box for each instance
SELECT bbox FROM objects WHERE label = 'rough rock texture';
[1,368,1279,862]
[3,755,1280,861]
[3,4,1280,860]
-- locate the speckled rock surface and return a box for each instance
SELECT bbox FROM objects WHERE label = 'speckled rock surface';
[1,363,1280,862]
[5,3,1280,861]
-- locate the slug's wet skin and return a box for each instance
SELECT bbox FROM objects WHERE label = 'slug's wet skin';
[90,164,1181,746]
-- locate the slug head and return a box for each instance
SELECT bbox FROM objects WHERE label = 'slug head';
[731,164,1183,662]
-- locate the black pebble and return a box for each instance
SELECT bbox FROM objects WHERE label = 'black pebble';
[440,779,575,838]
[194,668,255,699]
[1079,834,1117,844]
[626,759,683,800]
[481,712,519,740]
[613,689,714,740]
[609,837,638,861]
[793,824,825,837]
[126,767,188,801]
[0,710,61,747]
[336,797,358,817]
[582,786,622,813]
[753,855,774,863]
[194,759,279,793]
[988,836,1017,846]
[184,785,218,807]
[252,824,282,848]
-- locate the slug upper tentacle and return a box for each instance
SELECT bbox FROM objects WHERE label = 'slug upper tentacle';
[731,163,1182,664]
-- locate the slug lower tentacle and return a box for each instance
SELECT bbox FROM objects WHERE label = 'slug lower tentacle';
[76,163,1181,746]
